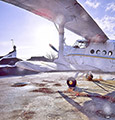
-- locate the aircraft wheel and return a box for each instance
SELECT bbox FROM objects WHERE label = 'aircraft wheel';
[67,77,76,88]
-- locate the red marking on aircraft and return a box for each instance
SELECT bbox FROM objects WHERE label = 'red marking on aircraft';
[32,9,53,20]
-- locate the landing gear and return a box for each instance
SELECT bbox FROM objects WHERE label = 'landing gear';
[86,71,93,81]
[67,77,76,88]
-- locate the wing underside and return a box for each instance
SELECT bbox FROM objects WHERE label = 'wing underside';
[1,0,108,43]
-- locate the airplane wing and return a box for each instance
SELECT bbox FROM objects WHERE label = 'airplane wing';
[1,0,109,43]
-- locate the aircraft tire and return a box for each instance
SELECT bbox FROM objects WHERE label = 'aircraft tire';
[67,77,76,88]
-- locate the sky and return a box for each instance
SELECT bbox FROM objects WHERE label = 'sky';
[0,0,115,59]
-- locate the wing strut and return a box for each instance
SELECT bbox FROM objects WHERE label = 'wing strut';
[54,23,59,33]
[58,24,65,59]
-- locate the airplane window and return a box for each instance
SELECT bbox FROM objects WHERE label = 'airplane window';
[90,49,95,54]
[102,50,107,55]
[73,40,88,49]
[96,50,101,55]
[108,51,113,56]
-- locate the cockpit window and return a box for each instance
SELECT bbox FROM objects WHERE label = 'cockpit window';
[73,40,89,49]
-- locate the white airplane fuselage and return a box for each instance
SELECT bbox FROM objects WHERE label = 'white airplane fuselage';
[15,40,115,73]
[62,40,115,72]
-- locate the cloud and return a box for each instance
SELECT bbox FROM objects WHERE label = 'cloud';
[106,3,115,12]
[85,0,100,9]
[95,16,115,39]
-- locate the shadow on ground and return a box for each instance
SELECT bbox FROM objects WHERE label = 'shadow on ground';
[58,91,115,120]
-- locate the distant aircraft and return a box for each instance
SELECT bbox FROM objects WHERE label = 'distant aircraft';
[1,0,115,73]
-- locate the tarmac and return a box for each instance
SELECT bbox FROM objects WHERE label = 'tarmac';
[0,72,115,120]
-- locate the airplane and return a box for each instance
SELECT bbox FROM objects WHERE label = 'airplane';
[1,0,115,73]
